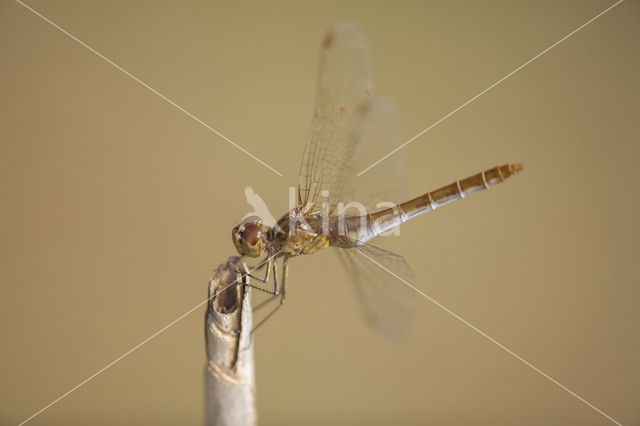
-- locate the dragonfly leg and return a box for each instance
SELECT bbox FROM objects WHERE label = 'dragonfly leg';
[252,262,280,311]
[235,255,270,281]
[251,257,289,334]
[239,255,280,295]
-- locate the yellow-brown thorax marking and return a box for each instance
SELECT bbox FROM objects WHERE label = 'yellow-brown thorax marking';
[281,227,330,256]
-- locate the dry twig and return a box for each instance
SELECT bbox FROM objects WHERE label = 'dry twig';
[205,256,256,426]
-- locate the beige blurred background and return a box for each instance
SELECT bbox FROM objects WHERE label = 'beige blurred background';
[1,0,638,425]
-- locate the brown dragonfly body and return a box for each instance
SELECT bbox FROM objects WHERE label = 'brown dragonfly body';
[263,163,522,257]
[230,21,522,335]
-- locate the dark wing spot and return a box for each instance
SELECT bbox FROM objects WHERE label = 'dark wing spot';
[323,32,334,49]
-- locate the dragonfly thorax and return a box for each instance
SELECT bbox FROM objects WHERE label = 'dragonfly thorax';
[267,211,330,256]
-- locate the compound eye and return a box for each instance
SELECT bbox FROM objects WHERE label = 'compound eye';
[242,223,262,245]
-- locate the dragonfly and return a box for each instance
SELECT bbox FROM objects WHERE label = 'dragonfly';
[232,21,522,338]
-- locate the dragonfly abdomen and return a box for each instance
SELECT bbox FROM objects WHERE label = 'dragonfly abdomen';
[351,164,523,244]
[398,163,522,220]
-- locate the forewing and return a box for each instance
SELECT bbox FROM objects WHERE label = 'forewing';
[297,21,374,213]
[335,244,416,340]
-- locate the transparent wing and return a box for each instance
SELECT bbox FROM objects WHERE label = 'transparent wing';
[335,244,416,340]
[344,98,410,213]
[297,21,374,214]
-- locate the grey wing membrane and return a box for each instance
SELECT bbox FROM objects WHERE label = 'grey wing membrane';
[336,244,416,340]
[333,103,416,339]
[346,98,410,213]
[300,23,416,338]
[297,21,374,214]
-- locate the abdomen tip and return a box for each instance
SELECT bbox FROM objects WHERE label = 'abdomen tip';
[510,163,524,173]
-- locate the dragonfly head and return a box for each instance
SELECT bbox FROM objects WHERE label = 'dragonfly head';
[232,216,266,258]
